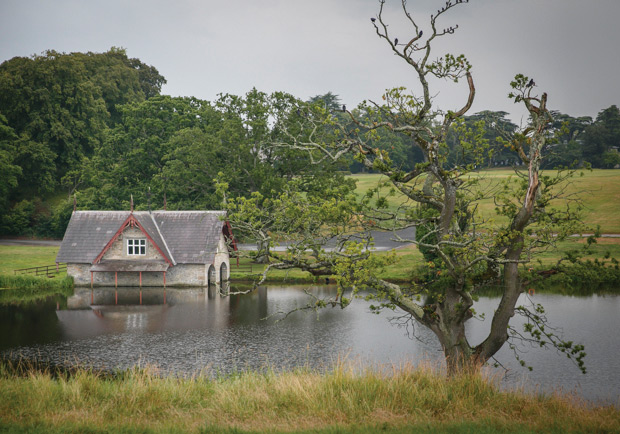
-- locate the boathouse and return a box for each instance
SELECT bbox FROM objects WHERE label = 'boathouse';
[56,210,236,287]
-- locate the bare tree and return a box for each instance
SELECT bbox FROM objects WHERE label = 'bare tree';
[226,0,586,374]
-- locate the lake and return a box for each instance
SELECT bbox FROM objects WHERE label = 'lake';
[1,284,618,406]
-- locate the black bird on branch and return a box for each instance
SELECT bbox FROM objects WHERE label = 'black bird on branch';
[394,38,399,45]
[419,30,423,37]
[370,17,376,23]
[527,78,535,88]
[342,104,347,112]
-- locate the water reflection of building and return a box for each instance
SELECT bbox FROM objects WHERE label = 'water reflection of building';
[59,287,233,340]
[56,285,361,372]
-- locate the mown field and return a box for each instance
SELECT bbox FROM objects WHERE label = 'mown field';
[1,362,618,433]
[351,169,620,234]
[0,245,63,276]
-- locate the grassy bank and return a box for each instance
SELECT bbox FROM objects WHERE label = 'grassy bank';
[0,275,73,304]
[1,362,618,433]
[231,238,620,287]
[2,240,618,288]
[0,245,71,304]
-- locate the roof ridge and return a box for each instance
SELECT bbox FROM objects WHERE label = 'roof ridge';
[75,210,226,214]
[150,213,176,265]
[74,210,130,213]
[153,210,226,213]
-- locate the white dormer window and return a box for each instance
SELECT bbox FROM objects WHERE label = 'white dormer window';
[127,239,146,256]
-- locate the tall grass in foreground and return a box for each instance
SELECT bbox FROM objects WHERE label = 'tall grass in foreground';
[0,361,618,433]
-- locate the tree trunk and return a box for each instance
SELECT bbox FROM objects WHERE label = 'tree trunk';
[474,240,524,365]
[430,286,476,375]
[434,319,475,375]
[254,239,270,264]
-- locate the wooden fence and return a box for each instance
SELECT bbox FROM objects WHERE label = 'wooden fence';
[230,263,258,274]
[14,263,67,278]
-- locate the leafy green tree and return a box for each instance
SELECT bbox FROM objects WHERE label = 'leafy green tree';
[159,128,228,209]
[82,95,214,209]
[0,48,165,235]
[217,90,355,262]
[308,92,343,112]
[449,110,518,167]
[233,0,587,374]
[0,52,105,188]
[542,111,591,169]
[212,89,287,197]
[0,48,166,187]
[601,149,620,168]
[0,114,21,215]
[81,88,349,219]
[81,47,167,124]
[582,105,620,167]
[155,90,294,213]
[0,200,35,236]
[12,135,57,196]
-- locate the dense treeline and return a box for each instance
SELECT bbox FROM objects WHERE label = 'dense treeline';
[0,49,618,238]
[0,48,166,237]
[315,93,620,172]
[454,106,620,170]
[0,50,351,238]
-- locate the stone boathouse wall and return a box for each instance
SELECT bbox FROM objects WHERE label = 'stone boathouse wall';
[69,263,208,287]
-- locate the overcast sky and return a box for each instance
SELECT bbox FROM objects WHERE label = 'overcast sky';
[1,0,619,124]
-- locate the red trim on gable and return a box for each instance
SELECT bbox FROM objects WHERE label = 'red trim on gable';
[92,214,173,265]
[132,218,174,265]
[223,220,238,252]
[223,220,239,266]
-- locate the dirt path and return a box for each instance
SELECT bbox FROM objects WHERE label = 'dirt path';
[0,239,62,246]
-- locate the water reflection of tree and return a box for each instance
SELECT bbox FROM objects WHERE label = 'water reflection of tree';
[0,298,62,350]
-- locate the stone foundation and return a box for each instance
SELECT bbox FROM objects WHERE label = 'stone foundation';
[68,263,210,287]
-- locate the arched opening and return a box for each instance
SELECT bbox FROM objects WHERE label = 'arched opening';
[208,264,216,285]
[219,262,228,282]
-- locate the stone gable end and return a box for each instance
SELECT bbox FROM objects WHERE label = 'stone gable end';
[213,232,230,281]
[101,227,164,261]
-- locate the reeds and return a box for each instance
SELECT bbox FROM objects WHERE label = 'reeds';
[1,359,618,433]
[0,275,73,304]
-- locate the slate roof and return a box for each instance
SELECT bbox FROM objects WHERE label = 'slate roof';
[56,210,227,265]
[152,211,226,264]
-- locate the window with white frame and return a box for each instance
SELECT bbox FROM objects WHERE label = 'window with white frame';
[127,239,146,256]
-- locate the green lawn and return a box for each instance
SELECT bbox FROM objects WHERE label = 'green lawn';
[0,245,62,276]
[351,169,620,234]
